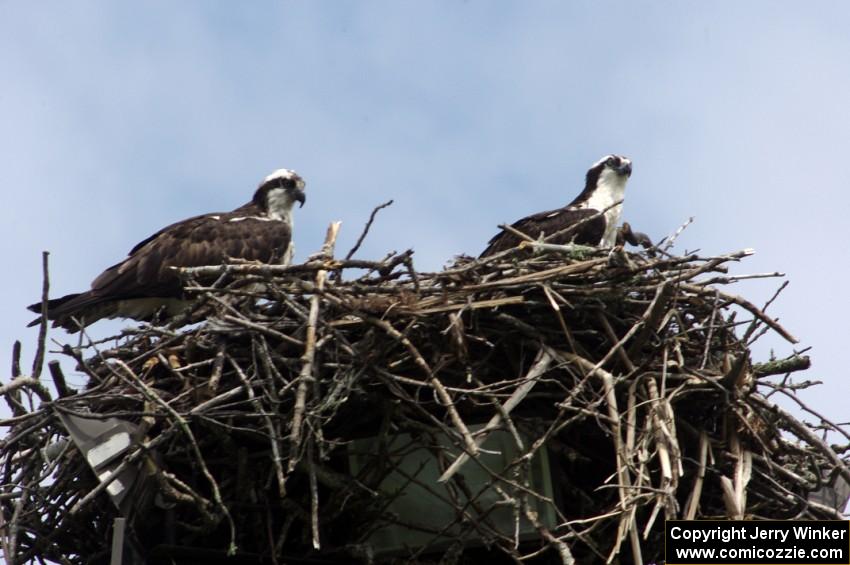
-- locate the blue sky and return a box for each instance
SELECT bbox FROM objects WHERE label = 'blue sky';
[2,2,847,429]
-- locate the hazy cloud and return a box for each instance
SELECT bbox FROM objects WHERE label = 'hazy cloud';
[2,2,847,422]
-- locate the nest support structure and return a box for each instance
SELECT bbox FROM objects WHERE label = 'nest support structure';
[2,222,848,565]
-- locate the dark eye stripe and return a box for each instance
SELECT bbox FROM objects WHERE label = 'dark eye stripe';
[260,177,296,192]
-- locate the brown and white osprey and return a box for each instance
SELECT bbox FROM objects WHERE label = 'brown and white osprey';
[28,168,306,332]
[480,155,633,257]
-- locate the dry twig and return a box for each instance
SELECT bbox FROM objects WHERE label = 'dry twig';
[1,220,845,565]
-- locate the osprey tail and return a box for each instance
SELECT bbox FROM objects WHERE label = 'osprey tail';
[27,292,118,332]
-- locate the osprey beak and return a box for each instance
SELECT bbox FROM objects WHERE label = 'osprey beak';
[293,187,306,208]
[618,162,632,177]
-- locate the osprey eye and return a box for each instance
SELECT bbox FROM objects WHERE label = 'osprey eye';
[606,157,617,167]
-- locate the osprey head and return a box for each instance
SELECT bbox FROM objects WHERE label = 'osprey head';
[586,154,632,188]
[254,168,306,219]
[576,154,632,246]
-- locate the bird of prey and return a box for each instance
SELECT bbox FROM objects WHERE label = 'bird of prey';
[480,155,635,257]
[28,168,306,332]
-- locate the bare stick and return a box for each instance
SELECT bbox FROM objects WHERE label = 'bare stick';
[289,222,340,473]
[750,395,850,486]
[684,431,710,519]
[680,282,798,344]
[497,222,537,244]
[364,314,480,458]
[47,361,75,398]
[32,251,50,380]
[308,440,321,550]
[0,377,52,404]
[753,355,810,377]
[345,200,393,260]
[542,199,624,245]
[105,359,238,553]
[660,217,694,252]
[438,349,553,482]
[229,356,287,497]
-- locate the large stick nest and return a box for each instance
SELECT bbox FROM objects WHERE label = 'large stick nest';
[2,223,848,565]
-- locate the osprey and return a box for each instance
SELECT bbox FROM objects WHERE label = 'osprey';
[480,155,633,257]
[28,168,306,332]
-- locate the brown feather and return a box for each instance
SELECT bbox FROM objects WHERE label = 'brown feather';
[29,205,292,331]
[480,207,605,257]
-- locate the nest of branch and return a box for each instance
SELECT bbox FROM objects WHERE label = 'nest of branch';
[2,223,848,565]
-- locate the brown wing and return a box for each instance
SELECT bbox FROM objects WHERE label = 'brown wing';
[90,213,292,299]
[480,207,605,257]
[28,206,292,330]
